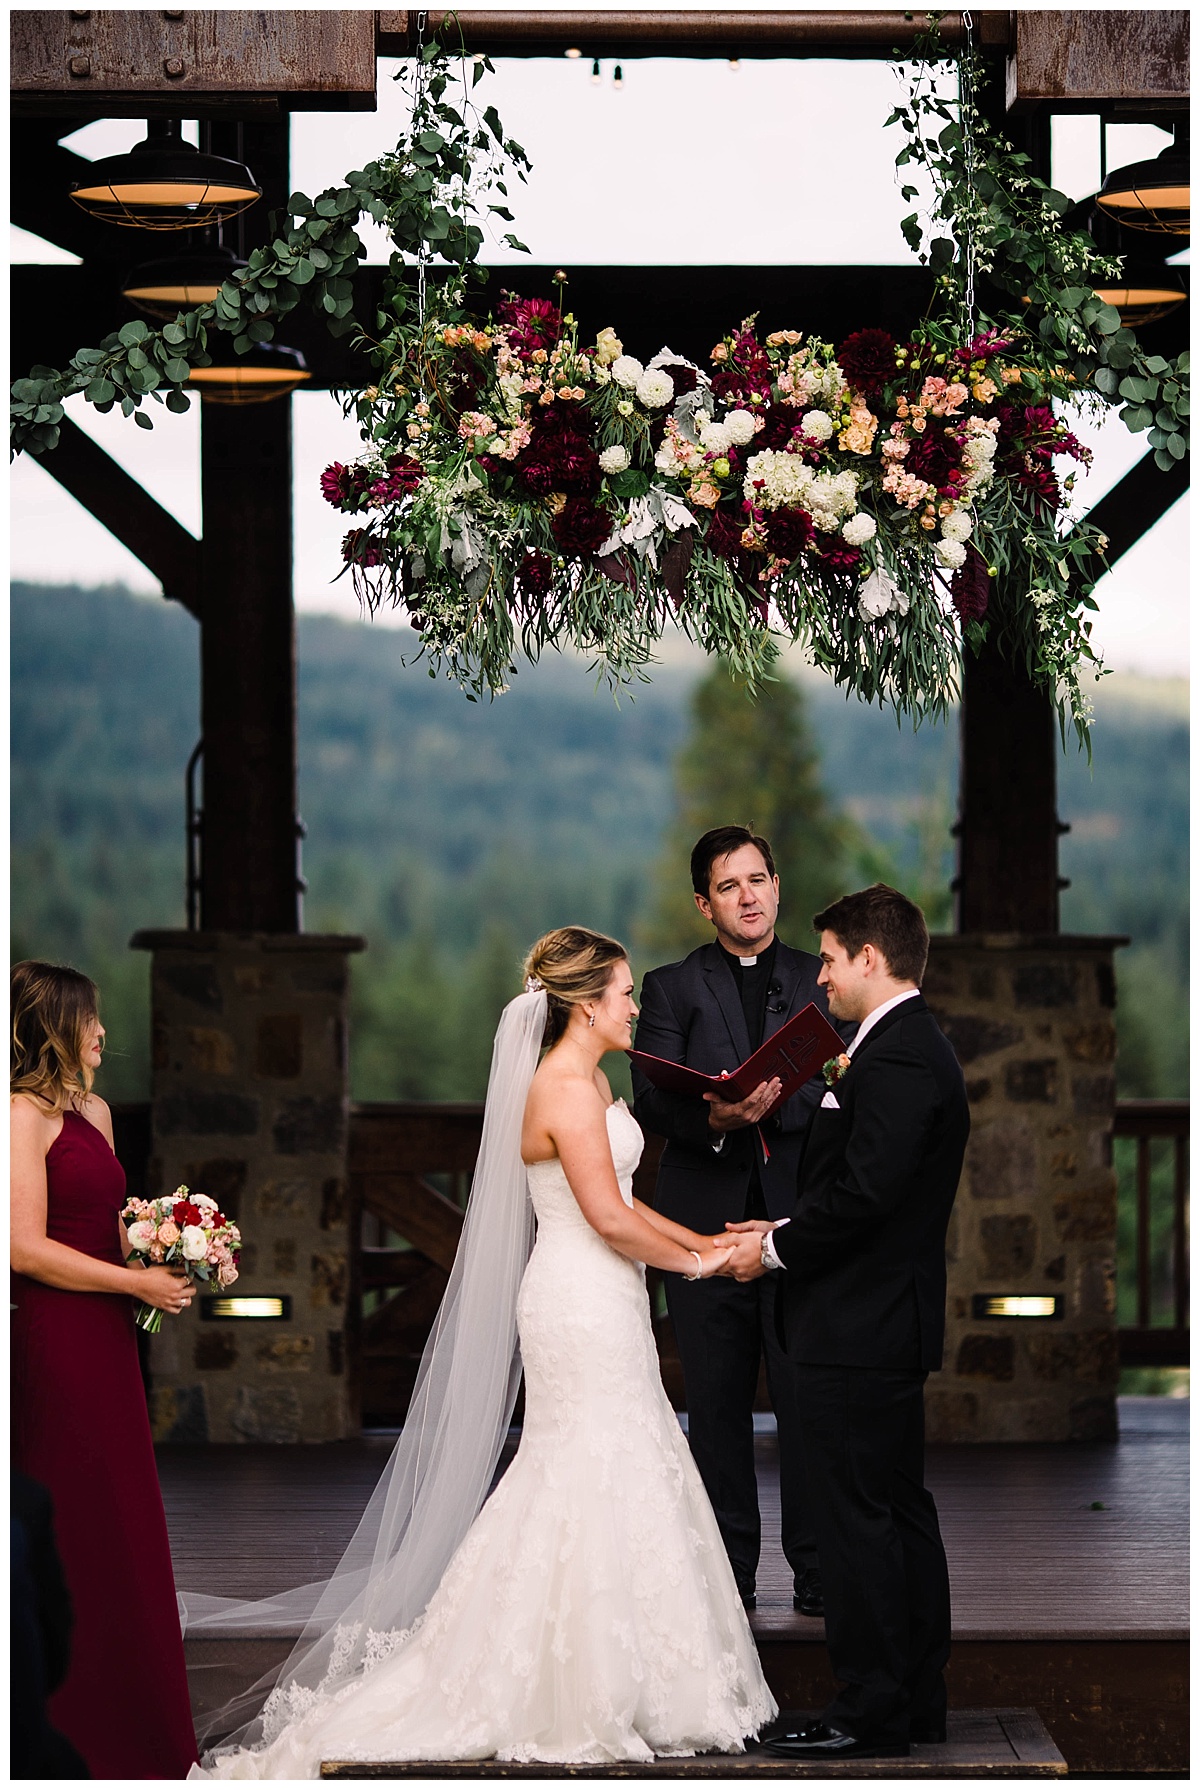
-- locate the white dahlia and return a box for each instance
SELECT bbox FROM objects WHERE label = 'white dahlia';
[698,419,732,455]
[841,512,877,547]
[940,510,974,542]
[611,355,644,389]
[636,369,675,409]
[935,538,968,570]
[800,409,834,442]
[599,444,631,474]
[724,409,757,446]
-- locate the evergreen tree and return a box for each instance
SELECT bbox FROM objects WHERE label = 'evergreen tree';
[637,661,870,963]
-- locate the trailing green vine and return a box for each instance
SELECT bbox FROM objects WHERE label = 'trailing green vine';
[10,44,529,457]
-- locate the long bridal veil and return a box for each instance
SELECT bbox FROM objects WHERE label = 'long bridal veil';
[189,989,547,1757]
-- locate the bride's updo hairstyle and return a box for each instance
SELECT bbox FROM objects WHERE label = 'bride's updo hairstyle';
[523,927,629,1048]
[11,959,101,1116]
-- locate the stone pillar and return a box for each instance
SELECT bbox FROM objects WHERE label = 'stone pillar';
[923,934,1128,1444]
[130,930,365,1443]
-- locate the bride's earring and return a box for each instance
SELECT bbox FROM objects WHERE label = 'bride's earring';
[588,1011,595,1028]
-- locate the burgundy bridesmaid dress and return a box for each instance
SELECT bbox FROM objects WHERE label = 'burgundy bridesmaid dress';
[11,1109,199,1779]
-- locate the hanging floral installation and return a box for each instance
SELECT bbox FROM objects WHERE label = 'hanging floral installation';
[11,24,1188,739]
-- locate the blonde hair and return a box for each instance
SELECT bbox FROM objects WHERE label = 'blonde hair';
[523,927,629,1048]
[11,960,100,1117]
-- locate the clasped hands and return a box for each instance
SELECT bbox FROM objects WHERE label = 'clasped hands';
[698,1075,782,1281]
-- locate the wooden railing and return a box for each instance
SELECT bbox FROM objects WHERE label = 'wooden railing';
[1114,1100,1190,1369]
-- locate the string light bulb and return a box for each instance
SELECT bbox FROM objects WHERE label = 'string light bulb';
[564,46,582,59]
[613,64,624,89]
[729,57,741,72]
[591,58,601,84]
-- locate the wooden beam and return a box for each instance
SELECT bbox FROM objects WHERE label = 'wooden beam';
[11,10,377,117]
[1007,10,1189,115]
[34,416,201,617]
[359,1174,464,1274]
[376,10,1004,58]
[1077,450,1189,572]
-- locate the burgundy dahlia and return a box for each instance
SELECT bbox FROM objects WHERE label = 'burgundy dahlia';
[517,549,554,599]
[905,428,956,492]
[764,506,815,562]
[496,292,562,355]
[341,528,384,568]
[320,462,360,510]
[518,425,601,498]
[837,328,897,398]
[551,496,612,557]
[757,403,803,452]
[815,538,862,572]
[711,366,772,404]
[655,360,700,397]
[706,505,747,561]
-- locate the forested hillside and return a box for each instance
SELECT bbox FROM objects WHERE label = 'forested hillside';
[12,581,1188,1101]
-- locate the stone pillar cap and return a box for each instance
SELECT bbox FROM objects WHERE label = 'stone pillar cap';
[129,929,366,953]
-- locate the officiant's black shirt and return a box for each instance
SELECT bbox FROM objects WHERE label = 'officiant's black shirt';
[719,939,779,1220]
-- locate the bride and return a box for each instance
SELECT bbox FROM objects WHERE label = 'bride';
[194,927,776,1777]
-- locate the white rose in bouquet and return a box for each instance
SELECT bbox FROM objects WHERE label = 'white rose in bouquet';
[941,509,973,542]
[841,512,878,546]
[181,1225,209,1262]
[611,355,644,389]
[935,538,968,570]
[127,1219,156,1251]
[599,444,631,474]
[636,369,675,408]
[724,409,757,446]
[800,410,834,442]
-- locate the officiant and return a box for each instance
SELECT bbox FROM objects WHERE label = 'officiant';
[632,825,848,1617]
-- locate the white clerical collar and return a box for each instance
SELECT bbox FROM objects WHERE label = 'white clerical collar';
[847,988,921,1056]
[738,955,758,967]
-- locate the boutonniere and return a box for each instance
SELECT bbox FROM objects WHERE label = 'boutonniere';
[823,1053,851,1089]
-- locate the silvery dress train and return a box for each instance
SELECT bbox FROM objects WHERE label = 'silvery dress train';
[197,1100,775,1775]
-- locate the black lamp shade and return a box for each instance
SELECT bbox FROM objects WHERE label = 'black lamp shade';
[187,342,311,406]
[1091,268,1187,328]
[122,242,249,321]
[1096,147,1190,236]
[71,121,261,231]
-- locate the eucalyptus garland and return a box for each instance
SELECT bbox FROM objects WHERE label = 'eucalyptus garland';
[10,34,1187,744]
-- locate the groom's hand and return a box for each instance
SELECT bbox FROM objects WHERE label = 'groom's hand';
[704,1078,781,1133]
[719,1232,767,1281]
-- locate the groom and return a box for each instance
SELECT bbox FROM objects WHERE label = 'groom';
[724,883,968,1760]
[631,825,849,1617]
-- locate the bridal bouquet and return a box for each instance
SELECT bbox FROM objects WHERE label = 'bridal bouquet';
[121,1186,242,1333]
[321,290,1106,733]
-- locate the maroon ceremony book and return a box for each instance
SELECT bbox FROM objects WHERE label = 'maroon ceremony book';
[628,1001,845,1119]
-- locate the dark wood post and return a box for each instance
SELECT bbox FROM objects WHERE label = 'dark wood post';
[954,638,1065,932]
[198,119,300,933]
[954,89,1064,934]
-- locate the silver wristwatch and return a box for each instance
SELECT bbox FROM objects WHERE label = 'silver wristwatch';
[760,1230,776,1270]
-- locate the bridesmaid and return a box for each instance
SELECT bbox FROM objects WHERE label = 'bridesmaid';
[11,960,200,1778]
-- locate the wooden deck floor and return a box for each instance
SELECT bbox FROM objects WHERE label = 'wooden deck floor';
[161,1396,1187,1644]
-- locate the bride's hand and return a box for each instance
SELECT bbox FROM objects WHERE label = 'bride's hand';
[723,1219,773,1235]
[697,1243,736,1279]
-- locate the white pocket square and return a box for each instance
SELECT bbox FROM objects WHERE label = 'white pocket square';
[821,1091,840,1110]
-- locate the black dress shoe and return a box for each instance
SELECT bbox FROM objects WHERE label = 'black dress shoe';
[910,1719,947,1745]
[740,1591,757,1611]
[792,1568,824,1618]
[762,1720,909,1761]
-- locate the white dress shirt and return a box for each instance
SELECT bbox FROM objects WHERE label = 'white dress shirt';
[761,987,921,1270]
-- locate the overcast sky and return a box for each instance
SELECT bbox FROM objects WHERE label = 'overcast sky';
[10,54,1187,679]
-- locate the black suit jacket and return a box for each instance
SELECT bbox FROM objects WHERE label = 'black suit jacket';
[773,994,969,1372]
[631,939,847,1233]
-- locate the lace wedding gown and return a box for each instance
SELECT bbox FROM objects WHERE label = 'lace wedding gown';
[198,1100,775,1776]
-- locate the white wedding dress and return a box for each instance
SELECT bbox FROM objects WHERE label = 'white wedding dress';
[198,1100,775,1776]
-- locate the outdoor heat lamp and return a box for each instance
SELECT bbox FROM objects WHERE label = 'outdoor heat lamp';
[971,1294,1064,1320]
[71,119,261,231]
[200,1295,292,1321]
[187,342,311,405]
[1096,138,1190,235]
[121,239,248,322]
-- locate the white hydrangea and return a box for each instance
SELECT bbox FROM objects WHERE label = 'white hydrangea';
[636,368,675,409]
[724,409,757,446]
[743,449,814,511]
[800,410,834,442]
[935,538,968,571]
[941,509,973,542]
[599,444,631,474]
[841,512,877,547]
[611,355,644,389]
[698,419,732,455]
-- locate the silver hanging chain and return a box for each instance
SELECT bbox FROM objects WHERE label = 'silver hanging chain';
[414,10,430,331]
[959,10,977,337]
